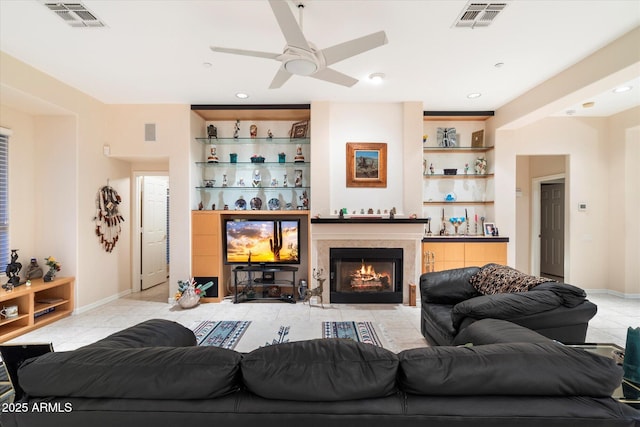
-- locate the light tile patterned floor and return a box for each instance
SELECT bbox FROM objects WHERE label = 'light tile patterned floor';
[5,283,638,352]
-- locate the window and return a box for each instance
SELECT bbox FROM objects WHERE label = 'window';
[0,132,8,268]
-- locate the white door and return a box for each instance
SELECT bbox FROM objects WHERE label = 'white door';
[141,176,168,290]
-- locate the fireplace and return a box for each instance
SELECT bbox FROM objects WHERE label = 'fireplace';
[330,248,403,303]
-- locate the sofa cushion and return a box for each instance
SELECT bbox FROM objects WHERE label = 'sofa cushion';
[80,319,197,349]
[19,346,241,399]
[241,338,398,401]
[469,264,553,295]
[420,267,480,304]
[451,291,563,329]
[398,342,622,397]
[452,319,553,346]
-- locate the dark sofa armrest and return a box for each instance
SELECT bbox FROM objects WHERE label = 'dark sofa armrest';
[80,319,196,349]
[420,267,480,305]
[452,319,554,345]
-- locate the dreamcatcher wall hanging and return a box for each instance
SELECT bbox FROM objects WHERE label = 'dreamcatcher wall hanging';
[94,184,124,253]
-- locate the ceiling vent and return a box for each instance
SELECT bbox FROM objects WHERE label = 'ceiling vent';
[42,2,106,28]
[453,2,508,28]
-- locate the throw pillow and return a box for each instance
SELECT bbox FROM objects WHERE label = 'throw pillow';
[469,263,553,295]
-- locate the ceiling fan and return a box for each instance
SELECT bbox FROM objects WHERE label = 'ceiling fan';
[210,0,388,88]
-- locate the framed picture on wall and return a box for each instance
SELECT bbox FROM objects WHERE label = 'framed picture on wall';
[472,130,484,147]
[346,142,387,188]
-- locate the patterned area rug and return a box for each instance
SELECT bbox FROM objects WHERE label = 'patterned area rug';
[191,320,388,351]
[322,321,384,347]
[191,320,251,349]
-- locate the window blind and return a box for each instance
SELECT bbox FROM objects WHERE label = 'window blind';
[0,133,8,268]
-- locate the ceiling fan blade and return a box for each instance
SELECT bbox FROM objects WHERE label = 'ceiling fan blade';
[210,46,280,60]
[311,68,358,87]
[268,0,311,50]
[269,68,293,89]
[321,31,388,66]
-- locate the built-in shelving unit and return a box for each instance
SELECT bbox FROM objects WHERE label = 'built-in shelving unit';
[0,277,74,342]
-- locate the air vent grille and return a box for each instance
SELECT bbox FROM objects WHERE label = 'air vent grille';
[453,2,508,28]
[42,2,105,28]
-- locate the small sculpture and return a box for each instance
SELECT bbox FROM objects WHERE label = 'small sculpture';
[207,145,219,163]
[283,173,288,187]
[270,178,278,187]
[299,191,309,210]
[238,178,246,187]
[294,170,302,187]
[233,120,240,139]
[303,268,325,308]
[4,249,22,289]
[222,174,228,187]
[294,144,305,163]
[25,257,43,280]
[252,169,261,187]
[429,163,434,175]
[267,129,273,139]
[207,124,217,139]
[250,124,257,138]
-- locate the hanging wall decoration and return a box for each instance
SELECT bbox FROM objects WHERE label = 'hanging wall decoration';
[94,184,124,253]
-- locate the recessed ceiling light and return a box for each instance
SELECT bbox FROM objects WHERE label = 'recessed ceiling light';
[467,92,481,99]
[368,73,385,84]
[582,101,595,108]
[612,85,632,93]
[235,92,249,99]
[494,62,504,68]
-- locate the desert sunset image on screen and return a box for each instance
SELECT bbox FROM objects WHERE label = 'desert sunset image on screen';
[225,220,299,264]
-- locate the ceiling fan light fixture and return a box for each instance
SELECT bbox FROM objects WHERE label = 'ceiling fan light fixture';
[368,73,385,84]
[284,58,318,76]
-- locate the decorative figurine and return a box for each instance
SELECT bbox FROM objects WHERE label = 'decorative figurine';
[299,191,309,210]
[198,201,204,210]
[294,144,305,163]
[238,178,246,187]
[250,124,257,138]
[4,249,22,289]
[282,173,288,188]
[211,204,216,210]
[464,163,469,174]
[267,129,273,139]
[222,174,228,187]
[270,178,278,187]
[233,120,240,139]
[207,124,217,139]
[25,257,43,280]
[252,169,261,187]
[207,145,219,163]
[294,170,302,187]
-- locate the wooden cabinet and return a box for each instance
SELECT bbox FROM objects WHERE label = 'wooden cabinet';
[191,211,223,302]
[0,277,74,343]
[422,239,507,273]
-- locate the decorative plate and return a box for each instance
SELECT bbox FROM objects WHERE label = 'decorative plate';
[234,198,247,210]
[268,198,280,210]
[445,192,457,202]
[250,197,262,210]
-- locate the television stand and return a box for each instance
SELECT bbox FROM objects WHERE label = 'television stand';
[233,265,298,303]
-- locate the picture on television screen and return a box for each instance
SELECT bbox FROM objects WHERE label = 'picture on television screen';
[224,219,300,265]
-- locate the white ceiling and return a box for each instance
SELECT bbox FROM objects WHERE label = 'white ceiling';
[1,0,639,117]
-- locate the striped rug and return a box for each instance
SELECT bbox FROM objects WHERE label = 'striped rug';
[191,320,251,349]
[322,321,384,347]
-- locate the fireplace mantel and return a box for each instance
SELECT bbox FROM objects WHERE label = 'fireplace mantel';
[311,217,430,224]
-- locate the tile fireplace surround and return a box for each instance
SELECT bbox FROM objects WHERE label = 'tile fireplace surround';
[312,223,423,305]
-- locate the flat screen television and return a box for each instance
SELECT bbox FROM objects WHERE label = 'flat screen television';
[223,219,300,265]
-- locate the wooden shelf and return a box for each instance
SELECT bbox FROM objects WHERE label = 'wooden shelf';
[423,201,494,205]
[423,147,493,153]
[424,173,494,179]
[0,277,74,343]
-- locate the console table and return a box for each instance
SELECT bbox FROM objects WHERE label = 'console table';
[233,265,297,303]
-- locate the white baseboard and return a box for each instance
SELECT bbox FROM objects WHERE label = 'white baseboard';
[73,289,132,315]
[587,289,640,299]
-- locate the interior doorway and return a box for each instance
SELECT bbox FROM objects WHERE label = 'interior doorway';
[531,174,566,281]
[133,173,169,292]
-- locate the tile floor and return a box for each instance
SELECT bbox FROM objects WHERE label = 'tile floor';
[6,283,639,352]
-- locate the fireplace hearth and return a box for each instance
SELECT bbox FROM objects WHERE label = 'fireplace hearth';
[330,248,403,303]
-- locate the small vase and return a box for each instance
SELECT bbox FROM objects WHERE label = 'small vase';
[178,285,200,309]
[278,153,286,163]
[43,268,56,282]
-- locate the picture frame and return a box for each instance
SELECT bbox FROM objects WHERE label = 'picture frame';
[346,142,387,188]
[290,120,309,139]
[472,130,484,148]
[484,222,495,236]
